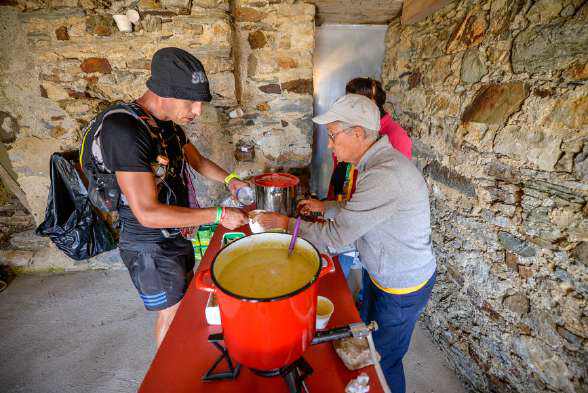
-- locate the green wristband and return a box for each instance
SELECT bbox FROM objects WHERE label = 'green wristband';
[215,207,222,224]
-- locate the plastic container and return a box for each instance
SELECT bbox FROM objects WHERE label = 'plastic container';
[113,14,132,32]
[192,224,219,261]
[205,293,221,325]
[248,209,266,233]
[222,232,245,246]
[237,186,255,206]
[234,140,254,161]
[316,295,334,330]
[191,238,202,261]
[125,9,140,25]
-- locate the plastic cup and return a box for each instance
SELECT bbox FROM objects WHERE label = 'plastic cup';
[125,9,140,25]
[316,296,334,330]
[113,14,132,32]
[248,209,266,233]
[248,209,286,233]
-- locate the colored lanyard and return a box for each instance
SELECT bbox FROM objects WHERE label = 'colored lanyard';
[337,163,355,202]
[345,164,355,201]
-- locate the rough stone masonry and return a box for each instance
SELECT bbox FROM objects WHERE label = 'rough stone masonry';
[0,0,587,392]
[0,0,315,270]
[382,0,587,392]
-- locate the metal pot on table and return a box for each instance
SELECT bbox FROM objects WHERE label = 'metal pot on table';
[253,173,299,216]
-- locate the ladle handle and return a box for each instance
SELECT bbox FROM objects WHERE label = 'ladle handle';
[195,269,215,292]
[319,254,335,278]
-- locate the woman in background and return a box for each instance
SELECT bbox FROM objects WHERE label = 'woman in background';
[347,77,411,158]
[328,77,412,203]
[327,78,413,290]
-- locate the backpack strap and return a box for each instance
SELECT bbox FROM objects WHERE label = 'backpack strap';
[80,103,158,175]
[79,103,163,211]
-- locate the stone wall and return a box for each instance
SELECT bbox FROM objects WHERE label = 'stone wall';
[382,0,587,392]
[1,0,238,222]
[231,0,315,176]
[0,0,314,270]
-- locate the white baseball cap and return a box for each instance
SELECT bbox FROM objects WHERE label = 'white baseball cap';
[312,94,380,132]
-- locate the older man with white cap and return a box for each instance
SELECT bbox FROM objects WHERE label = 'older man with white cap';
[259,93,436,393]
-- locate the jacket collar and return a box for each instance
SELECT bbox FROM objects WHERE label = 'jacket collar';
[357,137,388,172]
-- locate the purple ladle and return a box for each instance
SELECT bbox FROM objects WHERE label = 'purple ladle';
[288,216,301,257]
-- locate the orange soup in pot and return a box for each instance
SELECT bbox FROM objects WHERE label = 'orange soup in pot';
[216,244,317,299]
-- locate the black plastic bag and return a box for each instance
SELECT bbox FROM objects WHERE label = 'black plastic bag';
[35,152,117,260]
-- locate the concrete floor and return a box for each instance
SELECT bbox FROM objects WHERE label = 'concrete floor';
[0,270,467,393]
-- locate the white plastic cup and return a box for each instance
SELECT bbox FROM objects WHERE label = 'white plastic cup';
[316,295,334,330]
[113,14,132,32]
[126,9,140,25]
[205,293,221,325]
[248,209,266,233]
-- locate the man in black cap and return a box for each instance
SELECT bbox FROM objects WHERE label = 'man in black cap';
[95,47,248,348]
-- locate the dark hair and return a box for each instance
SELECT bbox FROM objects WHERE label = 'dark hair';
[345,78,386,118]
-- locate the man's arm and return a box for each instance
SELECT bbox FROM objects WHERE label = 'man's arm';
[258,169,398,250]
[116,171,246,229]
[299,168,399,249]
[183,142,249,198]
[183,143,229,183]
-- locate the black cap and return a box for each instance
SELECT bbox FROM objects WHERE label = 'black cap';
[146,47,212,102]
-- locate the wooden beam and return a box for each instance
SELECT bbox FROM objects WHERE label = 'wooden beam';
[401,0,455,25]
[0,142,30,213]
[0,165,30,213]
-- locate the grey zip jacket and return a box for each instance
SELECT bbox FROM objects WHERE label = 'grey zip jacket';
[290,137,436,289]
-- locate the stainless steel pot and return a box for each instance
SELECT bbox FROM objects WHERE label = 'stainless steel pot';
[253,173,299,216]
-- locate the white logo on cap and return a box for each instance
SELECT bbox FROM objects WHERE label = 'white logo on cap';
[191,71,207,84]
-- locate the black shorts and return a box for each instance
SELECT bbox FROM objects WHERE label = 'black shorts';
[119,236,195,311]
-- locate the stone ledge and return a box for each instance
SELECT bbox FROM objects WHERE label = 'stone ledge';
[0,243,124,273]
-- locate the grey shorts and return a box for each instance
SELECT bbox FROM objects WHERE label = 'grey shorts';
[119,236,195,311]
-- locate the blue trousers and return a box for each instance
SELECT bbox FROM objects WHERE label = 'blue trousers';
[360,270,435,393]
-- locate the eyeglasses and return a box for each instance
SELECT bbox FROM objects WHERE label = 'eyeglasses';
[327,126,354,142]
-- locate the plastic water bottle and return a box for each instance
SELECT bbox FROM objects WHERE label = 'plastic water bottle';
[236,186,255,206]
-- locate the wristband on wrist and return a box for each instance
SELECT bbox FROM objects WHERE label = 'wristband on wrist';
[215,207,222,224]
[224,172,240,186]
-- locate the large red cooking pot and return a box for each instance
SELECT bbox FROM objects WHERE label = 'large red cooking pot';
[195,232,334,370]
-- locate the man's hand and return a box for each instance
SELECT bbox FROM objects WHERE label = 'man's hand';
[297,199,325,215]
[220,208,248,229]
[228,179,249,200]
[256,212,289,231]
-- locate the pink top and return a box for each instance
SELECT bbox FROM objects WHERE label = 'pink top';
[379,113,412,160]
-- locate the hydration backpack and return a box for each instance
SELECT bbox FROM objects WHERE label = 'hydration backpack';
[35,151,117,260]
[79,103,160,212]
